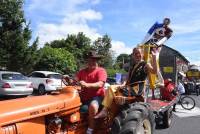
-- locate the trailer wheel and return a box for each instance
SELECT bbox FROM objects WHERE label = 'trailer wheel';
[196,87,199,96]
[111,102,154,134]
[163,109,172,128]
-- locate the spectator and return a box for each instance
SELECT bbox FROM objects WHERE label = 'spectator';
[177,79,185,95]
[173,78,186,112]
[160,79,177,101]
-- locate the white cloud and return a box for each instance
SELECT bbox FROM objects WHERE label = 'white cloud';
[64,9,102,22]
[36,9,102,46]
[111,41,132,56]
[27,0,104,46]
[91,0,101,5]
[27,0,100,14]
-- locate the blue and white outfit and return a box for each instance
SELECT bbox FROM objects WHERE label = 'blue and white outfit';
[142,22,173,46]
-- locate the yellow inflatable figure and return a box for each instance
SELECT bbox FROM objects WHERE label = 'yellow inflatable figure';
[139,44,159,92]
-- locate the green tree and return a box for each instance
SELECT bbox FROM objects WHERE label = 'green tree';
[0,0,37,73]
[34,46,76,74]
[115,53,130,69]
[106,68,127,77]
[23,37,40,74]
[46,32,92,70]
[93,34,113,68]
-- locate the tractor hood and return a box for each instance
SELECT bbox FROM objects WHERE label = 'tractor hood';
[0,86,81,126]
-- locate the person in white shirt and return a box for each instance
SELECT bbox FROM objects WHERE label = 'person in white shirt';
[173,78,185,112]
[177,80,185,95]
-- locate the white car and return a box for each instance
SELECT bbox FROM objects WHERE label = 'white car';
[0,71,33,96]
[28,71,64,95]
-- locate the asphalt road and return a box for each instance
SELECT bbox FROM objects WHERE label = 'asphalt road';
[155,94,200,134]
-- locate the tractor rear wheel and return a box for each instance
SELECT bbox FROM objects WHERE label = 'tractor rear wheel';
[111,102,154,134]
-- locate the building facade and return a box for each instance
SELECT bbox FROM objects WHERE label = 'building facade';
[159,45,189,83]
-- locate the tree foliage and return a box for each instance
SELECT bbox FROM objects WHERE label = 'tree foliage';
[93,34,114,68]
[23,37,40,74]
[106,68,127,77]
[0,0,38,73]
[115,53,130,69]
[34,46,77,74]
[46,32,91,70]
[47,33,115,70]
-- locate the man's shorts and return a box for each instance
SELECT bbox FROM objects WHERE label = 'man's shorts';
[80,96,103,113]
[83,96,103,106]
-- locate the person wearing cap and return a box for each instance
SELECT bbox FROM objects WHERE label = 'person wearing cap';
[75,50,107,134]
[94,47,157,118]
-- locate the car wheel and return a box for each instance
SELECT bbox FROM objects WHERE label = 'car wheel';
[38,85,46,95]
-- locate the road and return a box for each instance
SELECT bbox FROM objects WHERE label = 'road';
[155,94,200,134]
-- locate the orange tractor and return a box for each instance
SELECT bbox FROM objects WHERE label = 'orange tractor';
[0,75,177,134]
[0,44,178,134]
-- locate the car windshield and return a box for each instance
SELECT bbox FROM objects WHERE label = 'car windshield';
[47,74,62,79]
[2,73,27,80]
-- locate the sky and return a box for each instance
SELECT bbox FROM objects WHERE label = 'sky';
[24,0,200,65]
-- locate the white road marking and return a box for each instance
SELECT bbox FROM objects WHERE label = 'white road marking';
[174,104,200,118]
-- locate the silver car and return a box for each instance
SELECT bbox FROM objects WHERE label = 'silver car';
[0,71,33,96]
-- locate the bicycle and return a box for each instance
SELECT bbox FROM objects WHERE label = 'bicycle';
[177,94,195,110]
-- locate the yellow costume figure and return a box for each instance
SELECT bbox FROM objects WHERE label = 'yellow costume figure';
[142,44,157,90]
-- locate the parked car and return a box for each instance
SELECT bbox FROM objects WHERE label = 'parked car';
[28,71,64,95]
[0,71,33,96]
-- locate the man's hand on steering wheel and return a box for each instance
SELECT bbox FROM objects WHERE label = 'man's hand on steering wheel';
[79,81,89,88]
[62,75,79,86]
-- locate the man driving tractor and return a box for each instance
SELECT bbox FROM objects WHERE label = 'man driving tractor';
[75,50,107,134]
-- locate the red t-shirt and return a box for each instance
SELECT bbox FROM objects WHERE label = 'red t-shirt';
[76,67,107,102]
[161,83,176,101]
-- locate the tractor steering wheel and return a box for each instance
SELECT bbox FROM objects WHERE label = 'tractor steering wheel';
[62,75,80,86]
